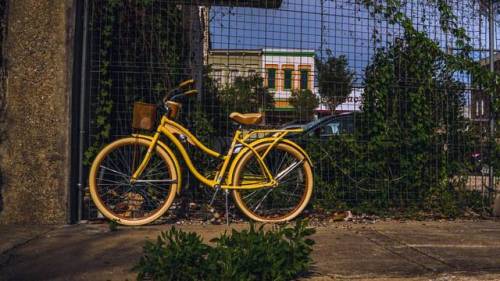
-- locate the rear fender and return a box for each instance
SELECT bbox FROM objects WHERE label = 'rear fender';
[226,138,313,186]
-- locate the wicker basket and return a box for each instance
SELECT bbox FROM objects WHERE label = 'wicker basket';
[132,102,157,130]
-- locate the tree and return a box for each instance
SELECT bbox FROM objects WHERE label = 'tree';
[289,89,319,121]
[218,74,274,113]
[316,51,355,113]
[358,28,472,214]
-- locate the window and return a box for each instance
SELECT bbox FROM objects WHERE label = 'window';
[320,122,340,136]
[300,70,309,90]
[229,70,238,84]
[213,69,222,86]
[267,68,276,89]
[284,69,292,90]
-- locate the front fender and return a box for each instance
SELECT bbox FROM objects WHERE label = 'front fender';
[131,134,183,194]
[226,138,313,186]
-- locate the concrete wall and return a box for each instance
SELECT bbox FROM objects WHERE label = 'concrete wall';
[0,0,74,224]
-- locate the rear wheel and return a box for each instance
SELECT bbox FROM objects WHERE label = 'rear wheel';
[89,137,178,226]
[232,142,313,222]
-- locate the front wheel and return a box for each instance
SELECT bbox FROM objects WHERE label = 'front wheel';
[89,137,178,226]
[232,142,313,223]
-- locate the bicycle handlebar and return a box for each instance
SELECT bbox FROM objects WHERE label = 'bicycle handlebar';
[165,79,197,100]
[182,89,198,97]
[178,79,195,88]
[161,79,198,111]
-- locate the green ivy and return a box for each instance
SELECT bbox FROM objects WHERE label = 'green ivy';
[302,0,497,216]
[84,1,187,164]
[83,0,121,165]
[361,0,498,126]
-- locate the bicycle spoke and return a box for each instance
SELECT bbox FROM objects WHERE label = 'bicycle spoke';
[242,190,260,200]
[100,165,130,179]
[252,189,274,212]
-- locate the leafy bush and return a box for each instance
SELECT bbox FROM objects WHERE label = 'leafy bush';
[303,130,483,217]
[134,227,211,281]
[209,221,315,281]
[134,221,315,281]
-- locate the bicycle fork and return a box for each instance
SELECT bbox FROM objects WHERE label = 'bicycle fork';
[130,132,161,184]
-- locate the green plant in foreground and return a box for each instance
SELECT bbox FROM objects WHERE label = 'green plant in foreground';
[108,219,118,232]
[134,221,315,281]
[135,228,211,281]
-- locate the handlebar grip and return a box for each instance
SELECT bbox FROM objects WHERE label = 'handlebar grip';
[179,79,195,88]
[184,89,198,97]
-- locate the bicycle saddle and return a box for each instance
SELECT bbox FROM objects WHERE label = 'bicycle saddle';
[229,112,263,125]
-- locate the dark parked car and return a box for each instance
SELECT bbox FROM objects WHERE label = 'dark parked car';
[283,112,359,139]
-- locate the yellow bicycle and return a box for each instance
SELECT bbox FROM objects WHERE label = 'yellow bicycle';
[89,79,314,226]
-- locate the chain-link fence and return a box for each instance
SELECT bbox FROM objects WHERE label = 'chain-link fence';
[80,0,499,220]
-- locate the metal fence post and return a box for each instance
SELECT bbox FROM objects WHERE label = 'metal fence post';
[77,0,90,222]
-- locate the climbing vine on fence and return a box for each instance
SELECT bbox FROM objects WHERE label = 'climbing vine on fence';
[360,0,499,129]
[84,0,188,164]
[362,0,499,189]
[305,0,498,216]
[83,0,120,164]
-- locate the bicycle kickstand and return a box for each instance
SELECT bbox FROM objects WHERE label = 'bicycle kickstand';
[225,189,230,226]
[209,186,220,207]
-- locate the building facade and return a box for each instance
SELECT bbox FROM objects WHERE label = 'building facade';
[262,49,316,110]
[207,49,263,86]
[472,53,499,135]
[315,88,364,116]
[208,48,317,112]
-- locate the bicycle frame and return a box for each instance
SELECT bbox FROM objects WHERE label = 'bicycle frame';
[130,115,305,190]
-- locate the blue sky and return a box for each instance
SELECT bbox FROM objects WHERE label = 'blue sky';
[210,0,499,85]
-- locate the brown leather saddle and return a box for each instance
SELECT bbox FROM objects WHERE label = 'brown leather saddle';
[229,112,263,125]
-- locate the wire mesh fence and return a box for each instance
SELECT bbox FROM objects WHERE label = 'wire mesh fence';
[81,0,499,220]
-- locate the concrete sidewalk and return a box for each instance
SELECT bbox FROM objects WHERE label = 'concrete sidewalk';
[0,220,499,281]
